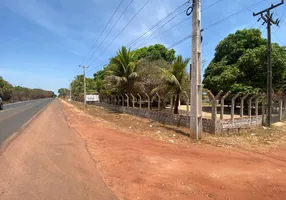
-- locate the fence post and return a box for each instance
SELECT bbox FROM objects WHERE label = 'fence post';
[120,95,124,106]
[130,94,135,108]
[137,93,142,109]
[279,98,283,121]
[220,91,231,120]
[231,93,240,121]
[248,95,256,126]
[116,95,120,105]
[144,92,150,110]
[262,97,266,125]
[240,94,249,118]
[207,90,223,134]
[170,95,173,114]
[125,94,129,108]
[183,91,189,117]
[156,93,161,111]
[248,95,256,117]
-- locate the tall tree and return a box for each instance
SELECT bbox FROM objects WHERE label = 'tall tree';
[106,46,141,94]
[132,44,176,63]
[153,55,190,114]
[203,28,286,94]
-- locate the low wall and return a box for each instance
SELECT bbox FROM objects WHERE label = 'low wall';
[218,116,262,133]
[95,103,262,134]
[96,103,213,133]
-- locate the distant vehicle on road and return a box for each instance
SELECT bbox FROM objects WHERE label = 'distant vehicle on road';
[0,97,3,110]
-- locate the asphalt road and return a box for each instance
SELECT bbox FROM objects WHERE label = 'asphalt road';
[0,98,54,146]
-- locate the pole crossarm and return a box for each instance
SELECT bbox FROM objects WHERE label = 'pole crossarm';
[253,0,284,16]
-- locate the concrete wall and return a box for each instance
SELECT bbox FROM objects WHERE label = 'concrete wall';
[218,116,262,133]
[96,103,213,133]
[95,103,262,134]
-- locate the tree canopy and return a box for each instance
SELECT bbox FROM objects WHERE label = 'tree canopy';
[203,28,286,94]
[93,44,177,94]
[58,88,70,98]
[71,75,97,101]
[0,76,55,102]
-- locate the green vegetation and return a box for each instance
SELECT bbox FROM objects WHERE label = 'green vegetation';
[58,88,70,98]
[0,76,55,102]
[203,28,286,94]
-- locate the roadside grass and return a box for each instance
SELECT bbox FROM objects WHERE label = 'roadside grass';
[67,101,286,150]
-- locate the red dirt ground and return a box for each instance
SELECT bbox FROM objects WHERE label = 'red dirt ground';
[61,101,286,200]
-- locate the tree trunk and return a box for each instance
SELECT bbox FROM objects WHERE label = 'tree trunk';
[174,94,180,114]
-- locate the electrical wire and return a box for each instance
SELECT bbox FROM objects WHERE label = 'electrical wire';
[168,0,267,49]
[132,7,187,49]
[86,0,230,75]
[81,0,124,66]
[87,0,151,73]
[204,0,266,31]
[126,2,188,48]
[136,0,226,49]
[86,0,134,66]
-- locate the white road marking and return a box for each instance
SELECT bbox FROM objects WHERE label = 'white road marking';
[0,108,12,112]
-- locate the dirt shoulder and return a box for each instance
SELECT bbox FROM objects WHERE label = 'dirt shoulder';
[61,101,286,200]
[0,100,117,200]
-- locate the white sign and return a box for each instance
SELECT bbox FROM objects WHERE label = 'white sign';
[86,95,99,102]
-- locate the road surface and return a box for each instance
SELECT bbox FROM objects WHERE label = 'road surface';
[0,99,117,200]
[0,98,53,146]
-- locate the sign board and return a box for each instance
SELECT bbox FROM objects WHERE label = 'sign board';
[86,95,99,102]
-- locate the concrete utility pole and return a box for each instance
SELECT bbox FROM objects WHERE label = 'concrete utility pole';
[80,65,89,107]
[190,0,202,139]
[253,0,284,126]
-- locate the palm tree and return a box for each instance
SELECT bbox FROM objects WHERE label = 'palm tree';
[107,46,140,94]
[154,55,190,114]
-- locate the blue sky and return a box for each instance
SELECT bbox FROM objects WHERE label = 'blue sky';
[0,0,285,93]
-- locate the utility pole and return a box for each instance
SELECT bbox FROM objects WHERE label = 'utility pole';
[253,0,284,126]
[80,65,89,107]
[190,0,202,140]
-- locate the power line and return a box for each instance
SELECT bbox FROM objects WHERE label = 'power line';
[167,33,192,49]
[137,0,226,49]
[168,0,267,49]
[231,0,257,13]
[126,2,188,48]
[86,0,134,66]
[204,0,266,31]
[81,0,124,66]
[132,8,187,49]
[87,0,151,71]
[86,0,227,75]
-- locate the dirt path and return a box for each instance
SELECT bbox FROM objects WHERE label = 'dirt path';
[62,101,286,200]
[0,100,117,200]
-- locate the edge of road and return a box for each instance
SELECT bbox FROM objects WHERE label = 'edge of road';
[0,99,55,155]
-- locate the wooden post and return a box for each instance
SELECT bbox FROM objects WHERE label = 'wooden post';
[231,93,240,121]
[240,94,249,118]
[220,91,231,120]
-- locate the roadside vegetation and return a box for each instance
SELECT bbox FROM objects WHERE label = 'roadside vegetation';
[69,28,286,105]
[0,76,55,102]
